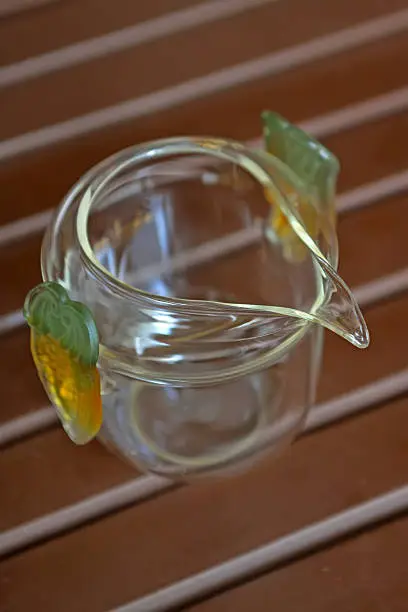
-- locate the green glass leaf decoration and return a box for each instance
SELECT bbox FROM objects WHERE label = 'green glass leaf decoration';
[261,110,340,206]
[24,281,99,366]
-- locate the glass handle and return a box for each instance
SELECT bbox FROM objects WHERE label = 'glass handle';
[24,281,102,445]
[261,110,339,222]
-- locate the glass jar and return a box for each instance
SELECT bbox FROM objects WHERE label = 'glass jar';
[25,113,369,479]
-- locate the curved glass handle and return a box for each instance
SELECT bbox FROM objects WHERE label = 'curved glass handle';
[262,110,339,220]
[24,282,102,444]
[260,111,340,265]
[258,112,369,349]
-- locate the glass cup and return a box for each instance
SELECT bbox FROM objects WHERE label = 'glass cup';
[26,113,369,479]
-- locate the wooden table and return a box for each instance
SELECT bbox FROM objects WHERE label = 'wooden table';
[1,1,408,609]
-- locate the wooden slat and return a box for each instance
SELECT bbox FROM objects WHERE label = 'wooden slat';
[2,101,408,525]
[1,281,408,530]
[2,264,408,445]
[0,0,57,19]
[2,107,408,300]
[0,0,205,65]
[1,5,408,610]
[338,193,408,287]
[0,0,278,136]
[1,174,408,426]
[1,394,408,610]
[337,170,408,215]
[1,102,408,419]
[0,328,45,424]
[0,35,406,427]
[3,368,408,558]
[1,31,408,226]
[0,233,42,314]
[2,13,408,164]
[356,268,408,309]
[1,42,408,251]
[328,112,408,191]
[119,489,408,611]
[0,405,56,446]
[1,29,408,540]
[0,430,134,532]
[0,0,277,89]
[317,295,408,402]
[2,0,407,70]
[2,179,408,318]
[187,516,408,612]
[2,0,407,139]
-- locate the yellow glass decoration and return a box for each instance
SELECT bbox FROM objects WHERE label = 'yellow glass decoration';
[262,111,339,262]
[24,282,102,444]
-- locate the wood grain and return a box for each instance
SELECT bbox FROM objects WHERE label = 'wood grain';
[1,177,408,423]
[1,286,408,530]
[2,141,408,523]
[0,0,204,64]
[2,395,408,611]
[0,0,57,19]
[1,2,408,610]
[188,515,408,612]
[1,31,408,223]
[2,159,408,318]
[3,0,408,138]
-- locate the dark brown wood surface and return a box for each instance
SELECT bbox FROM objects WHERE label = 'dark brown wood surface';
[1,1,408,610]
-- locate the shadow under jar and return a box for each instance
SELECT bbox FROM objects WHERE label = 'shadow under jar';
[40,135,368,479]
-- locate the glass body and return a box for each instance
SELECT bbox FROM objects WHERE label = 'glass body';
[40,137,364,479]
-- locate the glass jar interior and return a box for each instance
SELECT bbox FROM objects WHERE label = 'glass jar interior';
[78,148,319,313]
[43,139,324,477]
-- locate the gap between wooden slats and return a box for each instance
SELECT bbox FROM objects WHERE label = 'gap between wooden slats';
[1,168,408,447]
[1,83,407,251]
[1,357,408,558]
[0,51,407,554]
[115,485,408,612]
[0,0,277,87]
[0,0,57,18]
[1,8,408,161]
[0,86,407,447]
[1,166,407,337]
[0,6,406,606]
[1,178,408,552]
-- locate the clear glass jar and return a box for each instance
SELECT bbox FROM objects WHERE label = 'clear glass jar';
[33,116,369,479]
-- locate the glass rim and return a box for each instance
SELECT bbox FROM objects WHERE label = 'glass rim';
[73,136,325,317]
[41,137,328,368]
